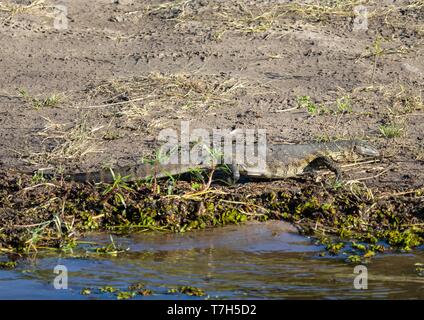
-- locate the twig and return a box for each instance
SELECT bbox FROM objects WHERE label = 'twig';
[345,167,391,183]
[13,221,52,228]
[274,106,299,113]
[19,183,58,193]
[377,189,424,199]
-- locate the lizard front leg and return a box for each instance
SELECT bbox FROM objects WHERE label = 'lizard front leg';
[315,156,342,181]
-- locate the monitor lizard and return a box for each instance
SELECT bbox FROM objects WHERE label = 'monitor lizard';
[30,140,380,183]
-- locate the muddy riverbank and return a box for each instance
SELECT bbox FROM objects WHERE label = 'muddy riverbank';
[0,169,423,263]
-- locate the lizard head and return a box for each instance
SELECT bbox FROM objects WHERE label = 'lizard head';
[353,141,380,158]
[328,140,380,162]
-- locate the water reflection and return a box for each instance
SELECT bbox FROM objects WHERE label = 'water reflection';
[0,221,423,299]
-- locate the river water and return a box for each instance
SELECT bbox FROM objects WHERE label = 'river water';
[0,221,423,299]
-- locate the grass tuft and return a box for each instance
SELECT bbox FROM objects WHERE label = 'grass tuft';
[86,72,264,125]
[379,123,404,138]
[28,116,104,166]
[0,0,56,21]
[19,89,62,109]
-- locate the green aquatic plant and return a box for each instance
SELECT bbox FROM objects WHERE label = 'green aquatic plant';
[93,235,128,256]
[385,229,421,251]
[363,250,375,259]
[0,261,17,269]
[80,288,92,295]
[347,255,362,264]
[116,291,136,300]
[77,211,100,231]
[137,289,153,296]
[128,282,145,291]
[351,242,367,252]
[326,242,345,255]
[415,263,424,277]
[99,286,118,293]
[169,286,206,297]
